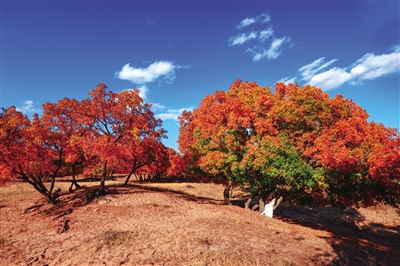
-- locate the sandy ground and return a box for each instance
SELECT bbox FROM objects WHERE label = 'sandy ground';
[0,178,399,266]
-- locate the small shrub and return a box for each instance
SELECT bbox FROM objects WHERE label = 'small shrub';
[84,188,100,202]
[104,230,119,245]
[101,230,137,246]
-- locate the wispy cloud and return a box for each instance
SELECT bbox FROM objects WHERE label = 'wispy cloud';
[247,37,290,62]
[258,27,274,42]
[146,16,155,26]
[281,46,400,90]
[236,13,270,29]
[298,57,338,81]
[229,31,258,46]
[230,12,291,62]
[16,100,40,114]
[280,76,296,85]
[150,102,165,112]
[229,27,274,47]
[156,107,194,121]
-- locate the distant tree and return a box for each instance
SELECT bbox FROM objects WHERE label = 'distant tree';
[166,148,188,178]
[120,137,168,185]
[135,140,170,182]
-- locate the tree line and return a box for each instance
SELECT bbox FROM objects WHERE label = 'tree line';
[1,80,399,208]
[0,83,181,203]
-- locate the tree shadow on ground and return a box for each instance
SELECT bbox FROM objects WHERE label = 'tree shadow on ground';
[230,197,400,265]
[106,183,222,205]
[40,181,225,219]
[271,203,400,266]
[29,179,399,266]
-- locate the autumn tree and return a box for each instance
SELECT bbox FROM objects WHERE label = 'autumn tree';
[179,79,399,208]
[119,137,168,184]
[78,83,167,193]
[166,148,188,178]
[41,98,90,191]
[0,107,64,203]
[133,141,171,182]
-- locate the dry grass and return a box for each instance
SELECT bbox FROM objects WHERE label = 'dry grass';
[0,177,399,266]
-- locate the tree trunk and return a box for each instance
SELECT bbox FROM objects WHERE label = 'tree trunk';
[99,160,107,194]
[258,197,265,213]
[223,180,232,204]
[273,196,283,210]
[124,169,135,186]
[70,164,81,189]
[48,175,57,203]
[20,172,56,204]
[244,198,252,209]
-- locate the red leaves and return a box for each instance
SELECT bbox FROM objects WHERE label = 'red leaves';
[1,83,170,199]
[178,80,400,207]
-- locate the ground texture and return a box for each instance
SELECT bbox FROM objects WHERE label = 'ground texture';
[0,178,399,266]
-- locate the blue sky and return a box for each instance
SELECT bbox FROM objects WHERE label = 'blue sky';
[2,0,399,151]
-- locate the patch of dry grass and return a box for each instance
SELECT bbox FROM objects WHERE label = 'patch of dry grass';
[0,182,38,201]
[1,178,399,266]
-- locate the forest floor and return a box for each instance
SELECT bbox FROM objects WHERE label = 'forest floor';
[0,176,399,266]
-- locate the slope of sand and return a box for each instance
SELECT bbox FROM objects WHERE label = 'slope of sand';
[1,179,399,265]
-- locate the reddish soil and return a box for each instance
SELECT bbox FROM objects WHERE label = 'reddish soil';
[0,177,399,266]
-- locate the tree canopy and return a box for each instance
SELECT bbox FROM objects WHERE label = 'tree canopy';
[0,83,170,202]
[1,80,398,208]
[178,80,399,208]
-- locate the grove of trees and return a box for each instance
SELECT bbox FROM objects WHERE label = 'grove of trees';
[1,80,399,209]
[0,83,173,203]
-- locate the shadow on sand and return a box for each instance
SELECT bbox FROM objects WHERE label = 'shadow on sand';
[29,177,400,266]
[232,197,399,266]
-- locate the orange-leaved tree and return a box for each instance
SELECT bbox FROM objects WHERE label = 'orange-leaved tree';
[78,83,167,193]
[41,98,90,191]
[178,79,399,208]
[0,107,65,203]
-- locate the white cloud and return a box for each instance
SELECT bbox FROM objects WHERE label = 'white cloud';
[156,107,194,121]
[308,68,352,90]
[117,61,189,101]
[16,100,40,114]
[291,46,400,91]
[237,17,256,29]
[247,37,289,62]
[230,12,290,62]
[236,13,270,29]
[349,50,400,81]
[137,85,149,100]
[280,76,296,84]
[123,85,150,100]
[229,32,258,46]
[150,103,165,112]
[267,37,289,60]
[298,57,338,81]
[116,61,178,84]
[259,27,274,42]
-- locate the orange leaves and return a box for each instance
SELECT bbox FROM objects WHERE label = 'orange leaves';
[178,79,400,207]
[1,83,170,198]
